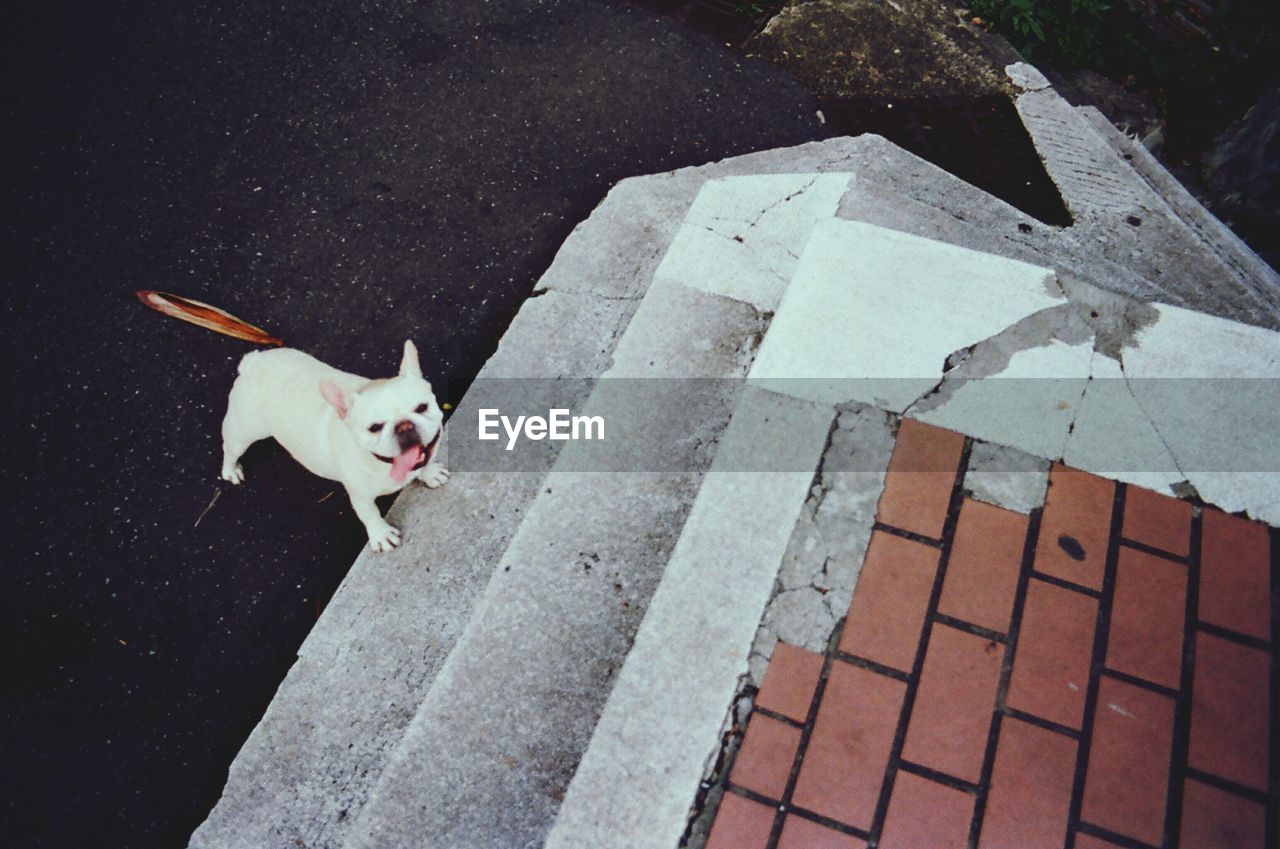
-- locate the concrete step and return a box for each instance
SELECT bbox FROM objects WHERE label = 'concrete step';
[194,69,1279,846]
[339,172,850,849]
[189,146,867,849]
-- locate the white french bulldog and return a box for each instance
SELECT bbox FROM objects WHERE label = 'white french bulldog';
[220,340,448,551]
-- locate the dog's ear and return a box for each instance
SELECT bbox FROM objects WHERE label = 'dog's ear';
[399,339,422,379]
[319,380,353,419]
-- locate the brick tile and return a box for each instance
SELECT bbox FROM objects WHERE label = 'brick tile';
[1200,509,1271,641]
[706,792,776,849]
[1035,464,1114,591]
[876,418,965,540]
[878,771,975,849]
[792,661,906,830]
[1122,485,1192,556]
[756,642,824,723]
[1073,835,1126,849]
[1006,578,1097,729]
[777,816,867,849]
[902,624,1003,783]
[1188,632,1270,790]
[1180,777,1267,849]
[840,531,940,672]
[1081,676,1175,846]
[1106,547,1187,688]
[729,713,801,800]
[938,498,1029,634]
[978,717,1076,849]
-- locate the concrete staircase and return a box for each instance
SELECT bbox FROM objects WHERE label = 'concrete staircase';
[189,64,1280,849]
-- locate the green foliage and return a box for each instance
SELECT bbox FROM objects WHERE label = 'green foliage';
[970,0,1114,66]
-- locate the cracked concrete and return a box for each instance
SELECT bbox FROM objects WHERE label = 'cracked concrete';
[654,172,851,311]
[964,441,1050,512]
[749,402,895,683]
[199,105,1280,847]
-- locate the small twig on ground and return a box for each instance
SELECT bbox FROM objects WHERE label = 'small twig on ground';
[194,489,222,527]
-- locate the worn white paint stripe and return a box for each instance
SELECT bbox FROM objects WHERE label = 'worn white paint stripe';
[749,219,1063,411]
[654,172,852,311]
[544,388,833,849]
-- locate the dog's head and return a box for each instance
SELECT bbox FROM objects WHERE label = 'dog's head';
[319,340,444,483]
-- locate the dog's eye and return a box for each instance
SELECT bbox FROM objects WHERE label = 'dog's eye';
[415,403,429,414]
[368,423,384,433]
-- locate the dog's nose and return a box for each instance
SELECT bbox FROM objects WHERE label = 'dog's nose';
[394,420,414,434]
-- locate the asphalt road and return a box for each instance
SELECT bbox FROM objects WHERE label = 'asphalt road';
[1,2,821,846]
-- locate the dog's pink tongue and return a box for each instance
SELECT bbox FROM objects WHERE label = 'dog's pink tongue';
[390,445,423,483]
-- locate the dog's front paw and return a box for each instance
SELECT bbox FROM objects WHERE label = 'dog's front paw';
[367,521,402,553]
[419,462,450,489]
[221,463,245,485]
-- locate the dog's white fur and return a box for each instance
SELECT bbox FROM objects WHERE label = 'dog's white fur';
[220,340,448,551]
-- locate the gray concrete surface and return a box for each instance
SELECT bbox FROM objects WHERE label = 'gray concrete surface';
[341,280,765,849]
[543,387,833,849]
[195,63,1279,849]
[750,402,897,678]
[964,441,1051,513]
[9,2,829,846]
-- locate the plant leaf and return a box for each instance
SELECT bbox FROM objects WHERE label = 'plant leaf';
[135,290,284,346]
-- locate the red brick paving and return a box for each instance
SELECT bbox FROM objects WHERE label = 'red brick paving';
[979,717,1076,849]
[706,791,775,849]
[1081,676,1175,845]
[1188,632,1271,791]
[755,642,824,723]
[705,424,1275,849]
[1123,484,1193,556]
[1107,547,1187,689]
[790,661,904,829]
[938,498,1028,634]
[776,815,867,849]
[1199,508,1272,641]
[730,713,802,799]
[838,531,939,672]
[875,419,965,540]
[1035,463,1114,591]
[1179,778,1268,849]
[879,771,974,849]
[901,623,1003,784]
[1005,577,1097,730]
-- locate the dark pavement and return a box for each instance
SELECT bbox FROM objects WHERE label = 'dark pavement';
[1,2,821,846]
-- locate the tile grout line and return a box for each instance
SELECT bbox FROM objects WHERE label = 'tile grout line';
[1097,667,1179,700]
[1162,508,1201,848]
[1026,569,1103,599]
[967,505,1044,849]
[725,785,872,842]
[1194,620,1271,652]
[1117,536,1192,566]
[1075,820,1161,849]
[1064,481,1127,849]
[870,520,944,549]
[929,612,1008,645]
[866,435,974,847]
[830,650,911,683]
[760,650,837,849]
[1181,767,1272,803]
[996,705,1080,740]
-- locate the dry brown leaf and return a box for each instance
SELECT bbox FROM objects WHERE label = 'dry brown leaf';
[135,290,284,346]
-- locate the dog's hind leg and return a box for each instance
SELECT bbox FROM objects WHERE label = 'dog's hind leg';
[219,394,260,485]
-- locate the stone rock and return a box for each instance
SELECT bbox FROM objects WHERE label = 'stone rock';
[1058,68,1165,153]
[1204,82,1280,271]
[749,0,1012,100]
